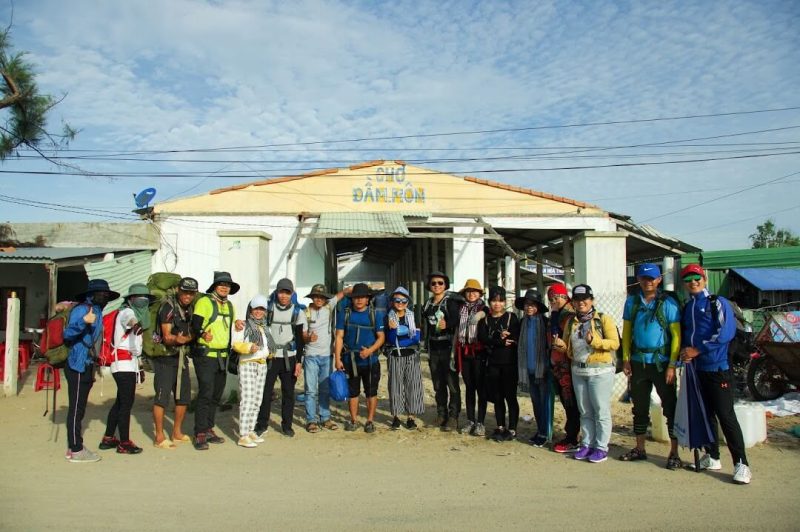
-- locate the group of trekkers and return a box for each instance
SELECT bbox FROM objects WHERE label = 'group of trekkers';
[61,263,752,484]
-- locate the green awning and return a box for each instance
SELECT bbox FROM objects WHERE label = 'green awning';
[314,212,409,238]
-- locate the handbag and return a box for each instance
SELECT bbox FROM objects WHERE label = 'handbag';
[329,370,349,402]
[227,350,239,375]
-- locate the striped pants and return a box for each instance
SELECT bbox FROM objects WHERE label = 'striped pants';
[388,354,425,417]
[238,361,268,437]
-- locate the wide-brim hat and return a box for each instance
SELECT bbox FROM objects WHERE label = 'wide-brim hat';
[351,283,372,298]
[459,278,484,295]
[427,271,450,290]
[75,278,120,302]
[206,271,240,295]
[305,283,332,299]
[124,283,157,302]
[514,289,547,313]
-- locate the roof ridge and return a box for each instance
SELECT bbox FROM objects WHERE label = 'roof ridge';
[461,176,595,209]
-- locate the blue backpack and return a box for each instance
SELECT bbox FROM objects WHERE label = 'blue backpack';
[329,370,349,401]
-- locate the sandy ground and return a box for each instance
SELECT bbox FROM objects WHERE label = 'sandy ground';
[2,357,799,532]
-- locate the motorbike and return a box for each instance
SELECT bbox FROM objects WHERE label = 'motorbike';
[746,311,800,401]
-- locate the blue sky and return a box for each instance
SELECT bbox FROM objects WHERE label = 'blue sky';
[2,0,799,251]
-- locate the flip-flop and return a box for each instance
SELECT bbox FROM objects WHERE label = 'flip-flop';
[172,435,191,443]
[153,439,176,450]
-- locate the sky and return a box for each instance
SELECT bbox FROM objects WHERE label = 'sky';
[1,0,799,252]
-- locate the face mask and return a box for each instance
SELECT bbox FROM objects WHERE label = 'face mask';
[91,291,110,307]
[130,296,150,309]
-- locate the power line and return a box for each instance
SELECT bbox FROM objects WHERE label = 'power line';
[676,204,800,237]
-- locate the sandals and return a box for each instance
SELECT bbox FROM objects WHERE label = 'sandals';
[619,447,648,461]
[322,419,339,431]
[306,422,321,433]
[666,454,683,470]
[153,439,176,450]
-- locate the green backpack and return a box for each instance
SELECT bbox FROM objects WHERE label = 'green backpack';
[142,272,182,358]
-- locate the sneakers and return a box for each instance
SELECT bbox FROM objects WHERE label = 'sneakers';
[68,447,101,463]
[282,427,296,438]
[528,434,548,448]
[688,453,722,471]
[588,449,608,463]
[406,417,418,430]
[364,421,376,434]
[344,420,358,432]
[501,429,516,442]
[491,428,505,442]
[574,446,593,460]
[237,435,257,448]
[116,441,143,454]
[193,433,209,451]
[733,461,752,485]
[552,440,579,453]
[206,429,225,444]
[473,423,486,437]
[254,427,268,438]
[391,417,402,430]
[98,436,120,450]
[248,432,265,443]
[461,421,475,435]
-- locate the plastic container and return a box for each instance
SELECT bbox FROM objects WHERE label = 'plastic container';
[734,402,767,448]
[650,401,670,442]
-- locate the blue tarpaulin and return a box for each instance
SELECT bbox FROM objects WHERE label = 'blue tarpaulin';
[731,268,800,291]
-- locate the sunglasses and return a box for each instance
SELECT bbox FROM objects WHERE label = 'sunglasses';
[682,274,703,283]
[393,298,409,304]
[430,281,445,286]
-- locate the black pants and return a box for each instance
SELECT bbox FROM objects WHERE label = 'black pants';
[428,342,461,419]
[698,369,748,466]
[256,356,297,432]
[104,371,136,441]
[461,356,487,423]
[489,364,519,431]
[193,356,227,435]
[65,365,94,453]
[554,376,580,444]
[630,362,677,438]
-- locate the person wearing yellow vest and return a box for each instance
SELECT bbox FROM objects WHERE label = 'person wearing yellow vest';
[191,271,238,451]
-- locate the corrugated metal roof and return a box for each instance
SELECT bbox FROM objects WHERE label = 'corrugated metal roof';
[689,247,800,269]
[84,250,154,312]
[731,267,800,291]
[316,213,409,237]
[0,247,127,263]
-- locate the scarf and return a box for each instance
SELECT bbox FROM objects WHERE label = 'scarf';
[388,308,417,337]
[128,297,151,330]
[576,306,596,339]
[243,308,275,352]
[518,314,548,380]
[457,299,484,344]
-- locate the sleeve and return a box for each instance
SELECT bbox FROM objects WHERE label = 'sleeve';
[231,328,252,355]
[701,298,736,353]
[327,295,340,310]
[294,309,306,362]
[191,296,211,336]
[590,314,620,351]
[622,320,633,361]
[508,314,521,342]
[622,297,634,321]
[477,318,491,346]
[374,311,386,333]
[335,307,345,331]
[385,315,398,345]
[668,322,681,367]
[63,304,90,342]
[445,298,461,334]
[118,308,137,329]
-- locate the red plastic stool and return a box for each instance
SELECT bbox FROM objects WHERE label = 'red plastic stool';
[18,341,31,373]
[35,363,61,391]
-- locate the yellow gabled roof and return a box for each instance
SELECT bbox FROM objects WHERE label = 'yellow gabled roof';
[155,161,604,217]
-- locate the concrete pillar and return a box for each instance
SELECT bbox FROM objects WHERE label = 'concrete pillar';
[573,231,627,321]
[562,236,574,289]
[496,258,503,287]
[662,256,676,292]
[444,237,454,285]
[218,231,272,313]
[4,292,20,397]
[536,245,545,294]
[453,225,484,292]
[431,234,439,273]
[504,256,516,307]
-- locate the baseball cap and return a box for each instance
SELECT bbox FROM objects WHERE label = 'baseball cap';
[249,294,269,310]
[636,263,662,278]
[547,283,569,298]
[572,284,594,300]
[680,263,706,280]
[178,277,199,292]
[276,278,294,293]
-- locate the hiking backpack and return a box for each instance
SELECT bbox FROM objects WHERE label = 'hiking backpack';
[142,272,183,358]
[42,302,85,368]
[98,309,121,367]
[629,291,680,357]
[566,312,623,373]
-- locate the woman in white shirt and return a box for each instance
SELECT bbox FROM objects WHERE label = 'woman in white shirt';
[232,295,275,448]
[99,283,155,455]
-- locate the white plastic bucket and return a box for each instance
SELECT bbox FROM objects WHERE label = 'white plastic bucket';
[650,401,670,442]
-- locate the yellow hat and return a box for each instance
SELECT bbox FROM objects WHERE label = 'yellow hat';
[459,279,484,295]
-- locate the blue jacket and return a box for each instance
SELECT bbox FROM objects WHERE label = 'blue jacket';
[681,289,736,371]
[64,301,104,372]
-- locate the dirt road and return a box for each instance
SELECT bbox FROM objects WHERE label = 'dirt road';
[1,361,798,531]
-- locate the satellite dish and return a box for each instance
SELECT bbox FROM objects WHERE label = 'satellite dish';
[133,187,157,209]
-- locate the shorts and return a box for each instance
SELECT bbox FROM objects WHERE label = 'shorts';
[345,362,381,398]
[152,355,192,407]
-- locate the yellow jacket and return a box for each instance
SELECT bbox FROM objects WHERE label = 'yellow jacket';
[562,312,620,366]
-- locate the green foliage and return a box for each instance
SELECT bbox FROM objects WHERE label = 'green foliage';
[0,28,75,160]
[749,219,800,249]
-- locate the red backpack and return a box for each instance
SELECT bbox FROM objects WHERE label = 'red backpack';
[42,302,84,367]
[98,309,121,367]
